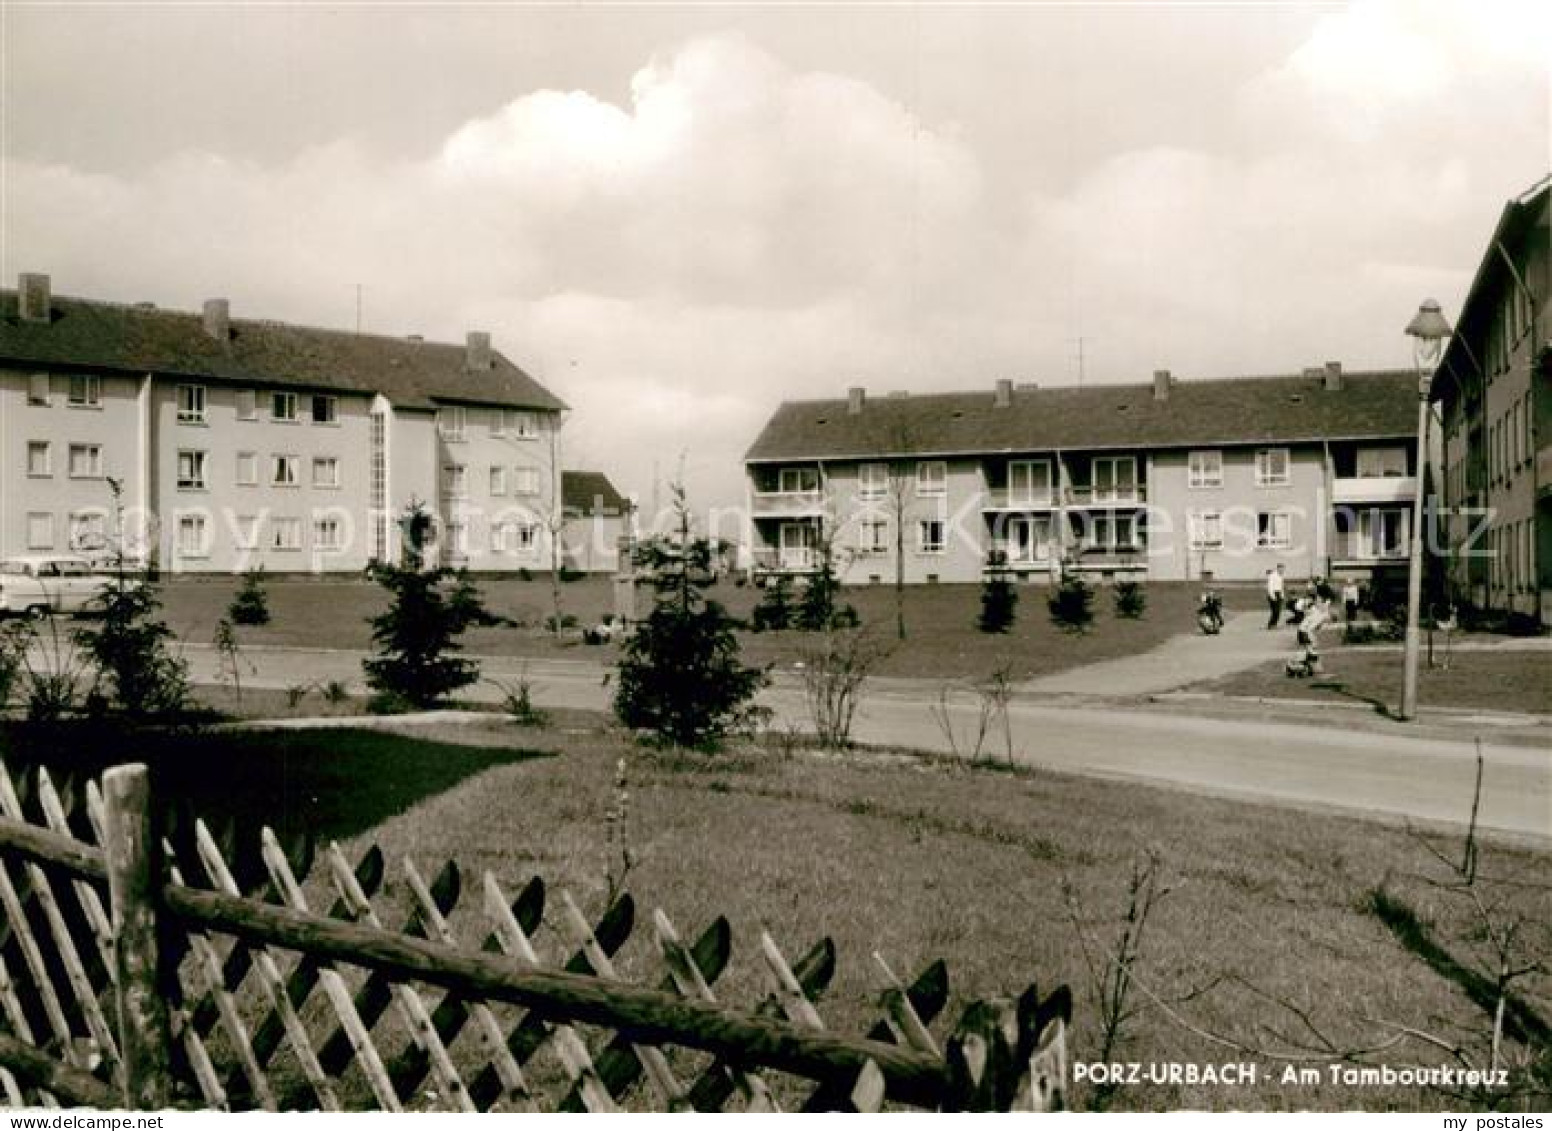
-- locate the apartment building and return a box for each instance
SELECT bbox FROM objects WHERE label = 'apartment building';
[0,274,567,573]
[744,367,1419,585]
[1433,176,1550,623]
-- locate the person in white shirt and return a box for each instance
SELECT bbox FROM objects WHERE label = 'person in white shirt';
[1265,564,1285,630]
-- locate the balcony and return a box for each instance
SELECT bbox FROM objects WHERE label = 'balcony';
[1330,535,1407,564]
[750,490,825,517]
[1539,445,1552,496]
[982,487,1059,511]
[1332,475,1417,505]
[1065,485,1146,508]
[750,546,818,574]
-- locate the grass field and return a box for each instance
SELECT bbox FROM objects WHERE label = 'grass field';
[18,709,1537,1111]
[156,574,1263,682]
[1190,649,1552,716]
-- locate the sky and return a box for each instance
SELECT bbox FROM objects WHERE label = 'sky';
[2,0,1548,519]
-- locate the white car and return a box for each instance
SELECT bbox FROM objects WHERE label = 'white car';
[0,556,112,618]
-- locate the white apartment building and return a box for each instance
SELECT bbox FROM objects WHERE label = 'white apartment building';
[1,274,567,573]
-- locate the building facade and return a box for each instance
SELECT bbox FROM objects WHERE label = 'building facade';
[1433,177,1550,624]
[1,275,567,573]
[744,367,1419,586]
[559,470,633,574]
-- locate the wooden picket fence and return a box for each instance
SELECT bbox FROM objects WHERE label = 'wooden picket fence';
[0,759,1070,1112]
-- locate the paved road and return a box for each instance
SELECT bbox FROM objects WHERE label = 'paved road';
[176,642,1551,842]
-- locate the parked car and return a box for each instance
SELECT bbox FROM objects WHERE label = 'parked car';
[0,555,112,617]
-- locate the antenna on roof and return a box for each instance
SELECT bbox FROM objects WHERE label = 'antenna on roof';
[1067,335,1093,388]
[353,283,363,334]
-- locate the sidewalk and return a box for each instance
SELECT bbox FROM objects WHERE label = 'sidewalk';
[1017,611,1290,697]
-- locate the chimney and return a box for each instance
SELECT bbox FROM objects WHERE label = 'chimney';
[1152,369,1171,401]
[466,331,492,371]
[1323,360,1343,391]
[202,298,230,342]
[994,378,1013,408]
[847,386,865,415]
[17,273,51,324]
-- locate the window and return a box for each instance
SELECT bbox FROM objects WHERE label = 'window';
[1091,456,1137,501]
[177,515,208,558]
[489,466,507,496]
[1255,448,1290,487]
[270,517,302,551]
[1187,450,1223,489]
[177,449,207,490]
[26,441,51,477]
[1355,446,1407,478]
[311,395,338,424]
[233,516,259,550]
[1008,459,1054,504]
[446,521,468,559]
[271,391,298,422]
[495,409,538,438]
[27,374,49,405]
[916,461,947,497]
[1188,511,1223,549]
[312,457,340,488]
[1359,510,1407,559]
[917,519,945,554]
[271,454,298,486]
[70,511,107,552]
[67,443,102,479]
[443,464,467,498]
[1089,512,1137,551]
[779,467,819,493]
[313,518,343,551]
[858,463,888,500]
[26,513,54,550]
[1523,393,1534,466]
[235,452,258,486]
[858,518,889,554]
[235,389,258,420]
[177,384,206,423]
[67,375,100,407]
[493,521,539,555]
[512,467,540,496]
[1257,511,1292,549]
[438,406,466,441]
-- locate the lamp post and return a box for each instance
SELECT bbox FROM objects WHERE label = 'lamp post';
[1400,298,1452,721]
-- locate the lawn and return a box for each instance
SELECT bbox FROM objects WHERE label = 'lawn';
[156,574,1263,682]
[1189,649,1552,717]
[20,706,1528,1110]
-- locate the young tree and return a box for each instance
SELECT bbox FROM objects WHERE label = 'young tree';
[613,485,768,750]
[362,503,498,709]
[228,567,271,626]
[1047,564,1095,634]
[75,478,189,719]
[978,569,1018,633]
[795,521,858,632]
[750,573,795,632]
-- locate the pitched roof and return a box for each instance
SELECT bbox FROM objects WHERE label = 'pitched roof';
[745,369,1419,462]
[0,290,566,412]
[562,470,631,516]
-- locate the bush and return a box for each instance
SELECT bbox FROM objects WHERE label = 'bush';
[801,628,888,749]
[559,566,586,584]
[1113,579,1147,619]
[1048,572,1095,634]
[543,613,580,633]
[751,575,795,632]
[75,568,189,719]
[228,568,271,626]
[518,567,534,583]
[362,509,499,709]
[978,573,1018,633]
[794,548,858,633]
[613,487,768,750]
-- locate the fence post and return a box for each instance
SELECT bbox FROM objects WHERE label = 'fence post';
[103,764,173,1109]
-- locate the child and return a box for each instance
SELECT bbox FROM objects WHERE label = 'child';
[1341,578,1360,623]
[1286,588,1333,677]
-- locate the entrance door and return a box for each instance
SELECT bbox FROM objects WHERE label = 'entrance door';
[779,522,816,569]
[1007,515,1052,563]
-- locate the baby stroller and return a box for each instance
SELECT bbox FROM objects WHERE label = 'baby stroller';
[1197,590,1224,635]
[1284,629,1322,678]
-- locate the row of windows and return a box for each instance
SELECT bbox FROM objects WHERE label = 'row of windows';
[1488,392,1536,486]
[436,406,542,442]
[1488,519,1537,597]
[1185,510,1295,551]
[25,441,103,479]
[442,464,543,498]
[176,385,339,426]
[1487,282,1535,378]
[25,373,101,407]
[178,450,341,491]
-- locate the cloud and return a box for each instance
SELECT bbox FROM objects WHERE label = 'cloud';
[4,12,1545,519]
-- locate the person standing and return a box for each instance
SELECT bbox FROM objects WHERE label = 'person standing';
[1341,578,1360,623]
[1265,564,1285,629]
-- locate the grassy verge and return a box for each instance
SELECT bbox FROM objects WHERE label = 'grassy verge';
[331,714,1548,1112]
[1188,650,1551,716]
[159,575,1263,682]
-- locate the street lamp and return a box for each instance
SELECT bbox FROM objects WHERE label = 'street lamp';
[1400,298,1452,721]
